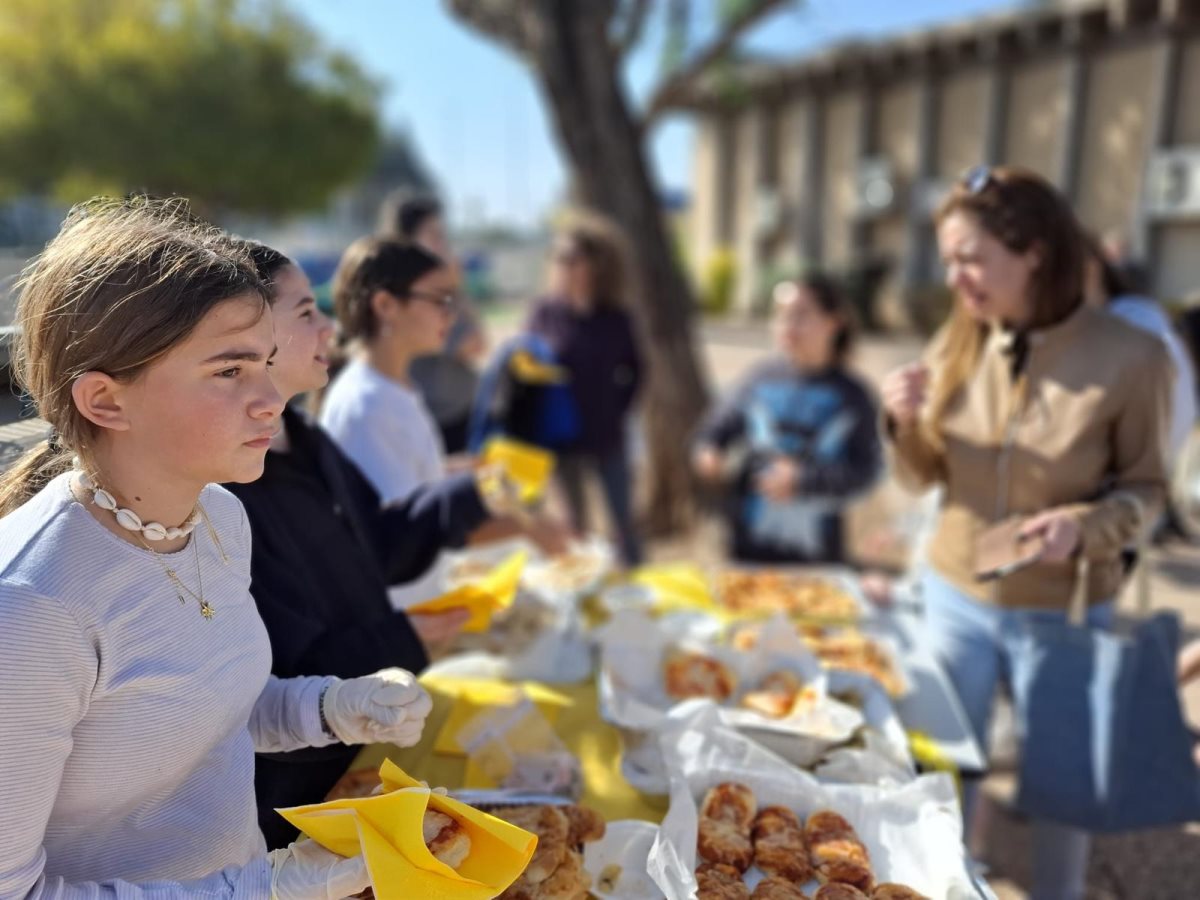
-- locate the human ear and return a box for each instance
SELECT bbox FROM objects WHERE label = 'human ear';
[71,371,132,433]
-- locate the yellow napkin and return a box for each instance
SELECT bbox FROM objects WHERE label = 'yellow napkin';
[407,551,527,632]
[908,729,962,797]
[509,349,567,385]
[481,437,555,504]
[279,759,536,900]
[433,681,570,756]
[631,563,719,615]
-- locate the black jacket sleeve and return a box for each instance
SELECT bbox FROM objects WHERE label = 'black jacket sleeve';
[316,423,490,588]
[250,545,430,679]
[796,378,883,499]
[361,472,490,587]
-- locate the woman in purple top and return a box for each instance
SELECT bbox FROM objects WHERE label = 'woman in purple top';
[525,218,644,566]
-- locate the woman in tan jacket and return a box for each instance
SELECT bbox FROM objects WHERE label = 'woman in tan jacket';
[882,167,1172,900]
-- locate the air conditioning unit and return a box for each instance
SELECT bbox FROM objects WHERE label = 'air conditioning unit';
[855,157,900,219]
[754,186,784,238]
[1144,147,1200,220]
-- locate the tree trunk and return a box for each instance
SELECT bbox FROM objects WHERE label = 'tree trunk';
[529,0,710,535]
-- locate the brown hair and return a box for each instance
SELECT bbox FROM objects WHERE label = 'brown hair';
[555,213,629,310]
[331,236,443,342]
[779,272,858,363]
[925,166,1086,436]
[0,197,268,515]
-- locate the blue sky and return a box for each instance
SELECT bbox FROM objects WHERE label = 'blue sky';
[292,0,1022,228]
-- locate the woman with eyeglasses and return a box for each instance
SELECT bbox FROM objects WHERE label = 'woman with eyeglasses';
[319,238,564,610]
[881,167,1172,900]
[524,216,644,566]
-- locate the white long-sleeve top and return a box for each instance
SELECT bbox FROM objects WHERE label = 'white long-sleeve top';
[319,358,449,610]
[0,473,336,899]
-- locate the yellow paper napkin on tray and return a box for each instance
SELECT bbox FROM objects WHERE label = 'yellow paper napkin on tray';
[278,759,536,900]
[433,680,570,756]
[481,437,555,504]
[407,551,527,632]
[631,563,719,615]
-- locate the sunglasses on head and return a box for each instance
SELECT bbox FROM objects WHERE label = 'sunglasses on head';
[962,164,995,194]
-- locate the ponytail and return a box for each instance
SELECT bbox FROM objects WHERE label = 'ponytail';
[0,439,72,517]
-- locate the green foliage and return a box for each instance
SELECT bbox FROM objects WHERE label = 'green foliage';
[701,246,737,314]
[0,0,381,215]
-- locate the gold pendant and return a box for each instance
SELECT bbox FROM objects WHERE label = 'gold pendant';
[200,601,214,621]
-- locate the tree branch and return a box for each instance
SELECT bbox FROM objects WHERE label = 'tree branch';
[642,0,791,126]
[443,0,538,58]
[611,0,653,59]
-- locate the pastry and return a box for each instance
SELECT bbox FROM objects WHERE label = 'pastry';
[564,804,606,845]
[529,847,589,900]
[740,671,804,718]
[695,862,751,900]
[697,816,754,871]
[871,885,929,900]
[664,650,738,701]
[813,886,869,900]
[815,858,874,893]
[422,809,471,869]
[493,805,570,883]
[805,810,872,892]
[700,782,757,829]
[752,806,813,883]
[751,877,811,899]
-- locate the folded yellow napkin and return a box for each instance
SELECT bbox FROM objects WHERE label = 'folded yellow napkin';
[631,563,718,615]
[509,349,567,385]
[481,437,555,504]
[407,551,527,632]
[278,759,537,900]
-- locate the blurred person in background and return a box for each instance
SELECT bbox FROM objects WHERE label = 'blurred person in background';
[319,237,563,609]
[229,242,511,848]
[380,191,486,454]
[524,215,644,567]
[692,273,881,564]
[881,166,1172,900]
[1083,233,1196,471]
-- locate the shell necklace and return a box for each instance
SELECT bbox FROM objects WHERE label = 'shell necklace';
[75,470,227,621]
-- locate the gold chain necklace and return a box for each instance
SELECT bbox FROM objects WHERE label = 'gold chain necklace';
[135,501,227,621]
[136,529,214,620]
[136,502,227,621]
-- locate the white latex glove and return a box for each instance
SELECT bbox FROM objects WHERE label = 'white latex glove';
[268,839,370,900]
[322,667,432,746]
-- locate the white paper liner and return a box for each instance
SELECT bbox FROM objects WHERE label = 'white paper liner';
[522,534,614,605]
[583,819,664,899]
[648,703,983,900]
[595,611,897,785]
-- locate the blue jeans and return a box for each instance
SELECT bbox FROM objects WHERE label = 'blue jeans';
[557,450,643,567]
[921,571,1114,900]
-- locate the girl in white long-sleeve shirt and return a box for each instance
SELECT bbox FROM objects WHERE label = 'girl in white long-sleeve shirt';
[0,198,431,900]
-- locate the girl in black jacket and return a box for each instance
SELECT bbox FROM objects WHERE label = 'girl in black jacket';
[227,244,494,848]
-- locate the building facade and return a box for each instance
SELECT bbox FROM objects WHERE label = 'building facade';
[682,0,1200,319]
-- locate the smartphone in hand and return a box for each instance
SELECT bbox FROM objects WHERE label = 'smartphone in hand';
[974,516,1045,582]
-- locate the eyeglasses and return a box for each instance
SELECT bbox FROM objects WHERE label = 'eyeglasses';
[962,164,994,194]
[406,290,459,315]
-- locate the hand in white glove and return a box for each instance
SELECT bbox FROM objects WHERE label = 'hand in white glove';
[322,667,432,746]
[268,839,370,900]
